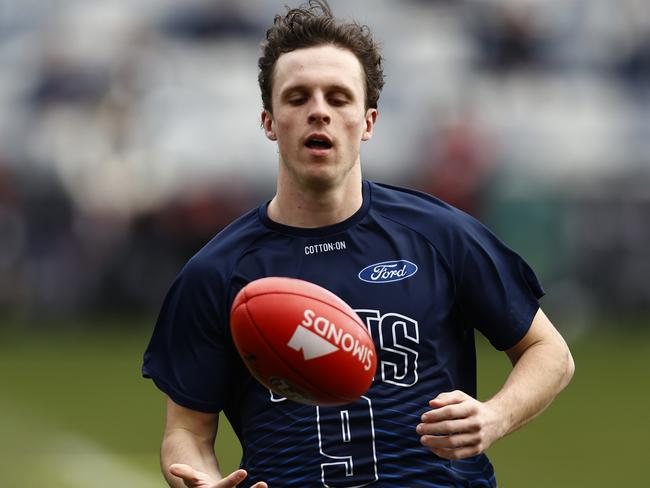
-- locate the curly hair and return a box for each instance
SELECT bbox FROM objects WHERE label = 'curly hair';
[258,0,384,113]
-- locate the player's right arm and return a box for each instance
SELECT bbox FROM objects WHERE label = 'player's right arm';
[162,397,267,488]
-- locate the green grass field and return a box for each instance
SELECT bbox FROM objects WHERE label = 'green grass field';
[0,319,647,487]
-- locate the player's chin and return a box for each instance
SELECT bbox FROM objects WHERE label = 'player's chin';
[299,167,344,190]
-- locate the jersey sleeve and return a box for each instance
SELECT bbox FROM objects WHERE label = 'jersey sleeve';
[453,211,545,350]
[141,256,238,413]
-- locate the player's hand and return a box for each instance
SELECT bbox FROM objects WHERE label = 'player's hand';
[169,464,268,488]
[416,390,504,460]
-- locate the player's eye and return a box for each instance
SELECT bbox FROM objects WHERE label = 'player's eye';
[288,97,306,105]
[329,98,347,106]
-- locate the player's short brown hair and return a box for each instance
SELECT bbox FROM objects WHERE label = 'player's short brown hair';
[258,0,384,113]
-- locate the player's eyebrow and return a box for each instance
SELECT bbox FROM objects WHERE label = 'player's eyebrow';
[327,84,355,99]
[279,85,307,99]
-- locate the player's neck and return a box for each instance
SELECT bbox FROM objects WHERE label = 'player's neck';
[268,170,363,229]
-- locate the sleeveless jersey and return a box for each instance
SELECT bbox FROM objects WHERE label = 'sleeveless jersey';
[142,180,544,487]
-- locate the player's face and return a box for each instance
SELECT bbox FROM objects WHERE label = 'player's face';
[262,44,377,190]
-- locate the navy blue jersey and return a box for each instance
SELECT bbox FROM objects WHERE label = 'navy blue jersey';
[143,180,544,488]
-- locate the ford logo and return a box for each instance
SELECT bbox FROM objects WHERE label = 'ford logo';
[358,260,418,283]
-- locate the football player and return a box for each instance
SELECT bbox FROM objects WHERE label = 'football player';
[143,2,574,487]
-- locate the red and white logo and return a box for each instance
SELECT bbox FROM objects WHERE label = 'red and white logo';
[287,325,339,360]
[287,309,374,371]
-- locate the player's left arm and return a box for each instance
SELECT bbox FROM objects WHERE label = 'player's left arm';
[417,308,575,460]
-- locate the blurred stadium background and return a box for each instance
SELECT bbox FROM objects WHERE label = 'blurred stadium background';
[0,0,648,486]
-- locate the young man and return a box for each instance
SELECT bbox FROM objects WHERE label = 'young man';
[142,1,575,487]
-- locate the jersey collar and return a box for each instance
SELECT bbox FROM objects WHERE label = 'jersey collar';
[259,180,371,237]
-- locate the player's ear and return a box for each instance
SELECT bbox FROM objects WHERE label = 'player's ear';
[261,110,277,141]
[361,108,378,141]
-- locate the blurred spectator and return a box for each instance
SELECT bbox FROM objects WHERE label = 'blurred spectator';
[414,112,496,217]
[0,166,27,311]
[466,1,553,75]
[9,168,85,319]
[616,34,650,97]
[161,0,261,41]
[28,53,109,107]
[575,173,650,316]
[467,4,547,73]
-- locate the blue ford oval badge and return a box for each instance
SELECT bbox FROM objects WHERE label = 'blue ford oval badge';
[358,260,418,283]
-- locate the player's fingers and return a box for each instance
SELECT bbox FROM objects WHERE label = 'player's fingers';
[421,400,476,423]
[428,390,469,407]
[417,417,479,436]
[419,432,481,450]
[217,469,248,487]
[169,464,201,483]
[249,483,268,488]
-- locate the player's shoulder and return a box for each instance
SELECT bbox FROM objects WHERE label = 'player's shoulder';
[367,180,481,239]
[182,205,268,280]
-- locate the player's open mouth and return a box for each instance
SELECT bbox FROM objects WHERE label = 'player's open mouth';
[305,134,333,153]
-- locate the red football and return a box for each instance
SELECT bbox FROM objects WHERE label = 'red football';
[230,277,376,405]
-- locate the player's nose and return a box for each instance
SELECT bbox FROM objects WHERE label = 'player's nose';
[307,94,331,124]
